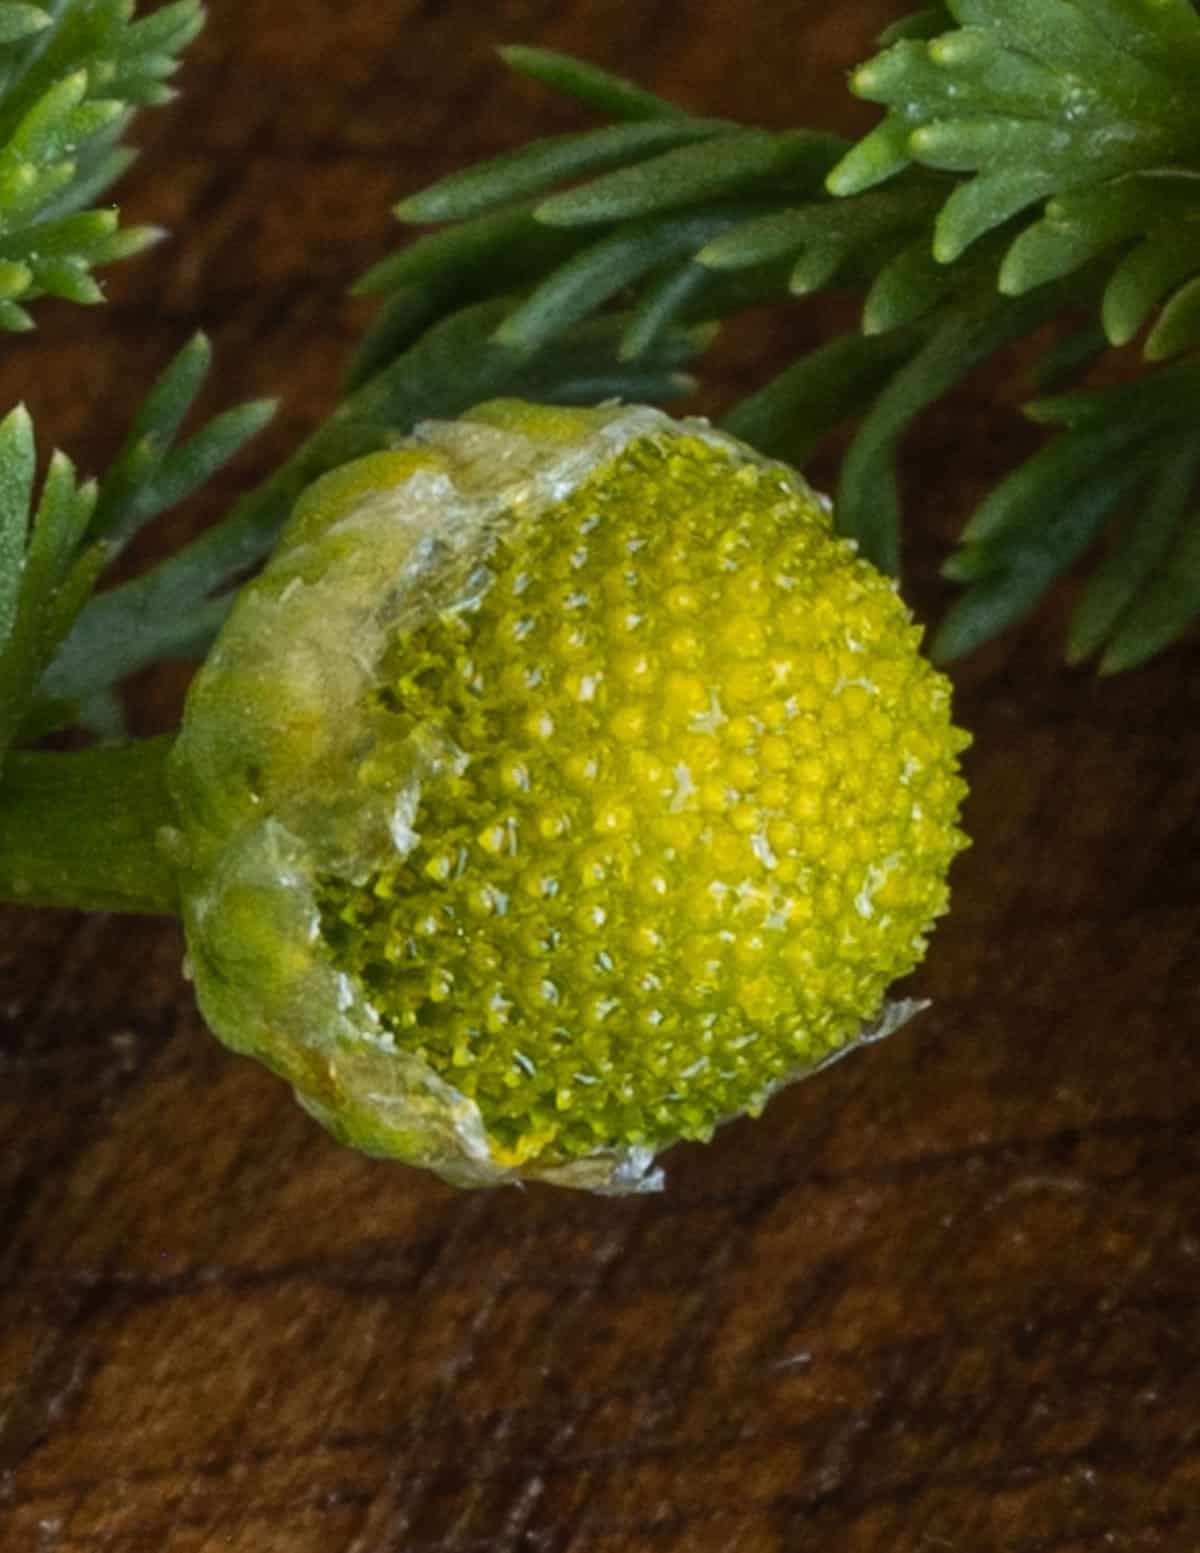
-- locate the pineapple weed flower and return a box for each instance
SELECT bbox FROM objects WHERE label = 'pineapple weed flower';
[168,402,969,1194]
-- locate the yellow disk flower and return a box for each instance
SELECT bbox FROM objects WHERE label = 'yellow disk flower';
[168,401,969,1192]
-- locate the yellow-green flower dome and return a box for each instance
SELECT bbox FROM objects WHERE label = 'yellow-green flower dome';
[168,401,969,1192]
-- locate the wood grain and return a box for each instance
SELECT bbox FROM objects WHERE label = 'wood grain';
[2,3,1199,1550]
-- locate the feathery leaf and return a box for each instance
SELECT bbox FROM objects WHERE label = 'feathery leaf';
[397,119,730,224]
[0,0,202,327]
[537,129,841,226]
[932,449,1157,663]
[832,0,1200,296]
[42,301,708,706]
[721,328,922,471]
[1068,443,1200,665]
[1099,512,1200,672]
[499,45,689,122]
[492,207,756,352]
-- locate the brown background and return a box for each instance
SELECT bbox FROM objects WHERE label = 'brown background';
[2,3,1199,1549]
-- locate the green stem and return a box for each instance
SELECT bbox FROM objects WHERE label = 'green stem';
[0,736,179,915]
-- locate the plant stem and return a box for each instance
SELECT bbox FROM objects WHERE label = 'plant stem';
[0,736,179,915]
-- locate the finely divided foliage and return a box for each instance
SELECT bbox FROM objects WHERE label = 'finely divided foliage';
[391,7,1200,673]
[0,6,707,764]
[0,332,275,767]
[0,0,203,328]
[2,2,1200,781]
[0,0,218,768]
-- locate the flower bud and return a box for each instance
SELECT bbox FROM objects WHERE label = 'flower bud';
[168,401,969,1193]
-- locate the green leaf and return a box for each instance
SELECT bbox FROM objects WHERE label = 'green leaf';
[699,206,825,270]
[99,221,163,263]
[846,38,952,123]
[397,119,729,224]
[343,287,446,394]
[923,26,1065,114]
[347,206,594,391]
[998,177,1187,296]
[90,332,215,543]
[1100,512,1200,673]
[933,448,1156,662]
[1024,357,1200,430]
[107,2,204,104]
[838,278,1070,573]
[29,254,103,303]
[128,0,207,54]
[537,130,842,226]
[126,1,206,62]
[8,68,88,157]
[498,45,690,122]
[0,7,50,46]
[82,334,275,557]
[0,0,202,324]
[1103,229,1200,345]
[125,331,213,453]
[0,205,114,258]
[0,404,35,647]
[831,0,1200,276]
[1087,0,1200,76]
[1144,273,1200,360]
[23,451,92,604]
[492,207,752,352]
[1068,442,1200,663]
[949,0,1173,95]
[43,536,106,650]
[878,6,953,46]
[0,259,31,297]
[863,237,960,333]
[0,329,277,733]
[932,167,1058,263]
[30,144,134,225]
[826,117,913,198]
[959,420,1152,547]
[0,299,32,330]
[353,205,583,297]
[0,158,74,223]
[0,422,100,764]
[619,262,713,360]
[137,399,278,523]
[721,327,921,469]
[700,184,935,293]
[44,301,709,705]
[1028,322,1109,393]
[911,116,1072,177]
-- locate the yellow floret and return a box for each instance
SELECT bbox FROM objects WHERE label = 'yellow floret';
[313,426,969,1167]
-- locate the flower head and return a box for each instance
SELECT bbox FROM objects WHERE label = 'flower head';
[169,401,969,1192]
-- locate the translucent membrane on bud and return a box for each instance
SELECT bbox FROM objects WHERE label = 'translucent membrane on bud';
[169,401,969,1193]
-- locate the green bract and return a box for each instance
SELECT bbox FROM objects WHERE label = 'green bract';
[168,402,969,1193]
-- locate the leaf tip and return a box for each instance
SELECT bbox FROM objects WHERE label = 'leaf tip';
[1063,636,1094,668]
[823,160,857,198]
[996,256,1024,297]
[848,62,879,99]
[392,195,428,224]
[124,222,168,250]
[1096,646,1130,676]
[1,402,33,437]
[532,192,572,225]
[488,315,527,350]
[930,220,964,265]
[908,125,937,159]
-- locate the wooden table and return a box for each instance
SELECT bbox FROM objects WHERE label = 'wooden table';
[2,3,1198,1549]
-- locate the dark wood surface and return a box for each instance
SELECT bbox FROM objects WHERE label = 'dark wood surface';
[2,3,1199,1549]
